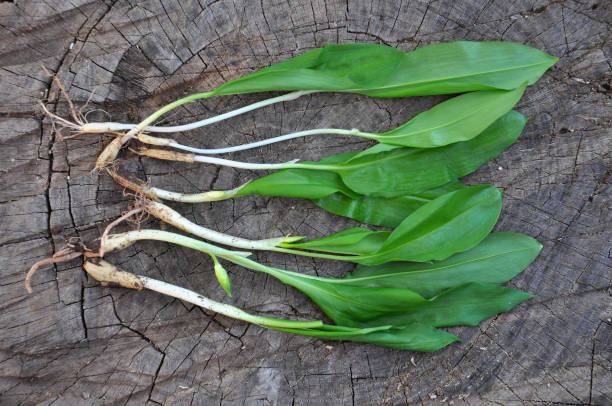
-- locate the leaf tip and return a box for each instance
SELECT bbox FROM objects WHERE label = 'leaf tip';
[282,235,306,244]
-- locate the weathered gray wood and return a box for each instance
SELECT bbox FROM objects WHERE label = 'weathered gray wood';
[1,0,610,404]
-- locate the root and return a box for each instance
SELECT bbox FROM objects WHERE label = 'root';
[38,101,82,136]
[25,247,83,294]
[43,66,80,123]
[26,205,147,293]
[40,66,116,141]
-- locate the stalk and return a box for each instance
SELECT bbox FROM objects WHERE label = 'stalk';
[81,90,314,135]
[108,168,243,203]
[142,200,303,250]
[102,229,353,276]
[83,259,323,329]
[151,186,241,203]
[165,128,372,155]
[133,147,345,171]
[94,91,314,169]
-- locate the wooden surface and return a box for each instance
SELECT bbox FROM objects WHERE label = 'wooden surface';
[1,0,610,405]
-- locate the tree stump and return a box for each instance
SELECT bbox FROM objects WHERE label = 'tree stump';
[1,1,610,404]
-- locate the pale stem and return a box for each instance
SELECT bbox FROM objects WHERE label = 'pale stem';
[81,90,315,134]
[142,274,244,316]
[104,229,254,258]
[144,200,365,262]
[192,155,305,170]
[95,91,317,168]
[103,229,358,281]
[141,276,323,328]
[143,200,294,250]
[106,167,246,204]
[168,128,374,155]
[83,260,322,329]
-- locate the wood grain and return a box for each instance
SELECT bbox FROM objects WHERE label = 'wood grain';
[0,0,610,404]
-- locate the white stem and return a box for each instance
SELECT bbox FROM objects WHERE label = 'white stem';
[145,200,291,250]
[83,259,325,329]
[192,155,302,170]
[140,275,253,319]
[81,90,316,134]
[168,128,372,155]
[103,229,253,258]
[138,276,323,329]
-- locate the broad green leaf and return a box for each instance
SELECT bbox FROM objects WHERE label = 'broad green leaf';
[237,154,468,227]
[236,168,359,199]
[208,42,557,97]
[248,111,522,200]
[359,185,502,265]
[343,232,542,297]
[275,322,460,352]
[283,227,390,255]
[367,85,526,147]
[250,107,525,203]
[313,180,465,227]
[282,185,502,264]
[235,148,361,200]
[267,270,426,327]
[355,283,533,328]
[267,266,530,330]
[333,110,528,197]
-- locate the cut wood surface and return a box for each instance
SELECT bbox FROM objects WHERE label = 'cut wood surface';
[1,0,610,404]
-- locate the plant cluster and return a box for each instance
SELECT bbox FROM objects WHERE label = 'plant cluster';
[29,42,556,351]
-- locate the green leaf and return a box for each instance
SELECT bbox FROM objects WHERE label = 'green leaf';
[208,42,557,97]
[235,149,361,200]
[343,232,542,297]
[234,111,524,217]
[247,111,522,200]
[360,185,502,265]
[267,271,426,327]
[282,185,502,265]
[235,165,467,229]
[274,322,460,352]
[355,283,533,328]
[235,152,468,228]
[332,110,528,197]
[313,180,465,227]
[236,168,359,199]
[368,86,526,147]
[266,266,530,330]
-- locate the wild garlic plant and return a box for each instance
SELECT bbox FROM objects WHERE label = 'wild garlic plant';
[82,259,462,352]
[44,42,555,168]
[140,185,504,266]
